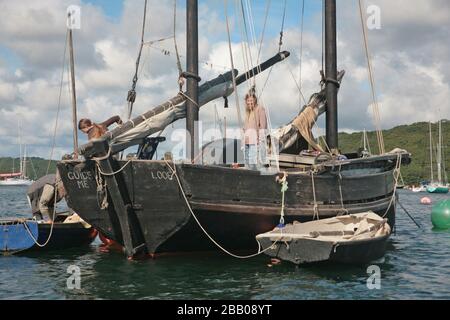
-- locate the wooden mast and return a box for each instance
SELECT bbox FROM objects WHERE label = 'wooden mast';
[325,0,338,151]
[68,12,79,159]
[186,0,199,162]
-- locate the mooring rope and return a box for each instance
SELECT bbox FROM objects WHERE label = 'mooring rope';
[22,179,60,247]
[164,160,282,259]
[381,153,402,218]
[337,163,349,216]
[311,170,320,220]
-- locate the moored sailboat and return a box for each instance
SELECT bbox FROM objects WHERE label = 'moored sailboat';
[57,0,411,259]
[427,120,448,193]
[0,145,33,186]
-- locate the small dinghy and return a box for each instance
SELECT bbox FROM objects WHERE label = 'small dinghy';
[0,212,98,255]
[256,211,391,265]
[0,219,39,254]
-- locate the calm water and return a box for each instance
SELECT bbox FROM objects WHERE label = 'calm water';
[0,186,449,300]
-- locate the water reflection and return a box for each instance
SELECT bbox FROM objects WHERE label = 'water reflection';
[1,188,449,299]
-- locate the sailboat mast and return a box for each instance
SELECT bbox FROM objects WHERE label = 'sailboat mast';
[23,145,27,179]
[18,120,22,176]
[68,20,79,159]
[325,0,338,151]
[437,120,442,183]
[429,121,434,182]
[363,129,367,151]
[186,0,199,162]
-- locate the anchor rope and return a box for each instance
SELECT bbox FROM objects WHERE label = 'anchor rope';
[164,160,282,259]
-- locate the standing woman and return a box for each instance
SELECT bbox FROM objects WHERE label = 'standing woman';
[243,91,267,170]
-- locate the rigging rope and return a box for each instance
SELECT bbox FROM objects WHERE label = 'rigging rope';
[256,0,271,65]
[47,29,69,175]
[258,0,287,98]
[173,0,184,89]
[224,0,243,130]
[239,0,255,88]
[126,0,149,120]
[321,0,325,74]
[358,0,385,154]
[146,43,230,71]
[311,170,320,220]
[278,0,288,53]
[298,0,305,108]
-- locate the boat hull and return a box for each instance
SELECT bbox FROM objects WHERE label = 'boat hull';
[57,153,407,256]
[0,220,38,254]
[329,235,389,264]
[426,186,449,194]
[0,218,97,254]
[30,222,97,251]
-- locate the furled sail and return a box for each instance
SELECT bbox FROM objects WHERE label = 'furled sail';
[110,70,237,152]
[271,70,345,153]
[96,51,291,154]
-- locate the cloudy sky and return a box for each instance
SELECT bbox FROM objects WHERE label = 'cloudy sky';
[0,0,449,159]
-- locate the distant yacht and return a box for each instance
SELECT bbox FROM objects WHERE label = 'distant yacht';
[0,177,33,186]
[412,185,427,193]
[426,120,449,194]
[0,143,34,186]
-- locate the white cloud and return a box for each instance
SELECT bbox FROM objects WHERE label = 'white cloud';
[0,0,449,159]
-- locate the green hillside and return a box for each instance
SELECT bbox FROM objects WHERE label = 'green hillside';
[1,120,448,185]
[0,157,57,180]
[338,120,449,185]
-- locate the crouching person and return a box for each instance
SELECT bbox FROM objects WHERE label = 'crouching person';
[27,172,66,221]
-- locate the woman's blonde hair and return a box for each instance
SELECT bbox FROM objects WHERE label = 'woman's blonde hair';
[245,92,258,117]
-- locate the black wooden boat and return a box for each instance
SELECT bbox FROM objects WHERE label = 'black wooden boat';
[56,0,411,258]
[255,211,391,265]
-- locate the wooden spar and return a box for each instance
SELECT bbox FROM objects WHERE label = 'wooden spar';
[68,25,79,159]
[325,0,338,151]
[186,0,200,162]
[235,51,290,85]
[78,51,290,157]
